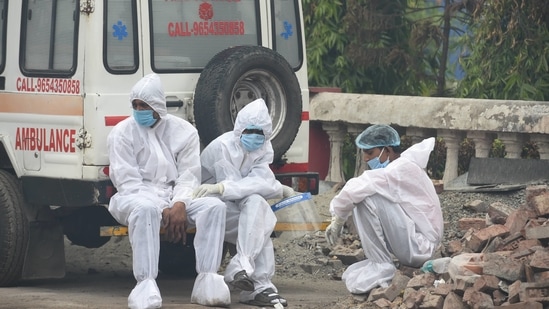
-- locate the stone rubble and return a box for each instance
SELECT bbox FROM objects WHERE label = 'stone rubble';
[283,183,549,308]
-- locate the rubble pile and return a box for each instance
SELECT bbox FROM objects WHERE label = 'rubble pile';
[299,184,549,308]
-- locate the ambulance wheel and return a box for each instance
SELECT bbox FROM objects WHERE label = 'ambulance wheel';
[158,234,197,277]
[0,169,29,287]
[194,45,302,161]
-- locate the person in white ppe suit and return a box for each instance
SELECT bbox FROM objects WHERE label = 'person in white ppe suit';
[193,98,291,307]
[325,124,443,294]
[107,73,230,308]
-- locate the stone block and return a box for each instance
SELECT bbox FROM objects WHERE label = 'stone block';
[508,280,522,303]
[379,271,410,301]
[525,185,549,213]
[483,251,525,282]
[514,239,542,252]
[488,201,514,224]
[492,289,507,306]
[530,192,549,216]
[529,248,549,271]
[403,288,426,309]
[432,282,452,296]
[467,224,510,252]
[458,218,486,231]
[524,219,549,240]
[494,301,543,309]
[330,248,365,265]
[373,298,393,308]
[299,263,322,274]
[407,273,436,289]
[495,232,524,251]
[463,288,493,308]
[464,199,488,212]
[472,274,500,293]
[442,292,467,309]
[505,210,530,235]
[445,240,463,255]
[519,282,549,303]
[419,293,444,309]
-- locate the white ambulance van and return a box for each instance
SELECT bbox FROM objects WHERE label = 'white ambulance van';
[0,0,317,285]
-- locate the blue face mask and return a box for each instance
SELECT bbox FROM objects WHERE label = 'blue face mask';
[367,148,390,170]
[240,133,265,152]
[133,109,157,127]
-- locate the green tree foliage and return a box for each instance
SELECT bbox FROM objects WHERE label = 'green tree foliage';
[303,0,464,95]
[457,0,549,100]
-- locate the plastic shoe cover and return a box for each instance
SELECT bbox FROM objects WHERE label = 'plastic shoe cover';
[128,279,162,309]
[342,259,396,294]
[191,272,231,307]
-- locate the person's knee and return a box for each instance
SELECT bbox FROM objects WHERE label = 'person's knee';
[129,200,161,224]
[241,194,268,209]
[200,197,227,213]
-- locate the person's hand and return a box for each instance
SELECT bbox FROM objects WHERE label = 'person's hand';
[325,215,346,246]
[282,185,296,198]
[162,202,188,244]
[192,183,224,198]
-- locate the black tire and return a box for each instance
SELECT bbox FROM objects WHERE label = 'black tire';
[0,170,29,287]
[158,234,197,278]
[194,45,302,161]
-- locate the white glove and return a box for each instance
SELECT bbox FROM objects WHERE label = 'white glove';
[282,185,296,198]
[192,183,224,198]
[325,215,346,246]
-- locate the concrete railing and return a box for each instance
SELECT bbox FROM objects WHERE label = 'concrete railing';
[309,91,549,187]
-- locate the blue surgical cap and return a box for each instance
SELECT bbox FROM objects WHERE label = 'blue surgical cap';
[355,124,400,150]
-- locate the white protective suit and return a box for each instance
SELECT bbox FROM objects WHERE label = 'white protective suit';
[199,98,283,303]
[330,137,443,294]
[107,74,229,308]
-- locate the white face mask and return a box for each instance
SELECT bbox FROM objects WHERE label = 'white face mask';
[367,148,390,169]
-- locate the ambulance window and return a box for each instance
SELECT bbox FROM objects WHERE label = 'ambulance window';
[150,0,260,72]
[104,0,138,73]
[20,0,79,76]
[0,0,6,73]
[272,0,302,70]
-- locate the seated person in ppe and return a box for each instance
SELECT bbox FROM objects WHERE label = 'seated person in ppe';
[107,73,229,308]
[325,124,443,295]
[193,98,290,307]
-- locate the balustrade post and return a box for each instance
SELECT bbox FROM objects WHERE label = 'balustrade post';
[348,125,367,177]
[405,127,430,144]
[530,134,549,160]
[437,130,461,186]
[497,133,524,159]
[467,131,493,158]
[322,122,346,183]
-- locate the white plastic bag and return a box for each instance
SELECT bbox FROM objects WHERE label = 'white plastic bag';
[448,253,484,283]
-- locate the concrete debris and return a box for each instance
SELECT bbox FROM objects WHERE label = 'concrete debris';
[300,184,549,308]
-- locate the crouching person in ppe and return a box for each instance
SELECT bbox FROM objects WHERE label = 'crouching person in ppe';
[107,73,229,308]
[325,124,443,295]
[193,98,288,307]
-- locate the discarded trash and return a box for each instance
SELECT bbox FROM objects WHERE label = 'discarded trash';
[421,257,452,274]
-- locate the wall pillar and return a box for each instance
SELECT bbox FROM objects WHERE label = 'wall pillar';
[530,134,549,160]
[497,133,524,159]
[322,122,346,183]
[438,129,461,186]
[467,131,493,158]
[348,124,367,177]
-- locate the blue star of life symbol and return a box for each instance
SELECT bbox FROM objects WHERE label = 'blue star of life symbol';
[280,21,293,40]
[113,20,128,41]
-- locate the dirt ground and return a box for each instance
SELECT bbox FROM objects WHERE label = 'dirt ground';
[0,186,351,309]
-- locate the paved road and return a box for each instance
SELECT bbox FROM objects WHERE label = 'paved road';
[0,271,347,309]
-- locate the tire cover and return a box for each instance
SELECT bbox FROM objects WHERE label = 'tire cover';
[0,170,29,286]
[194,45,302,161]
